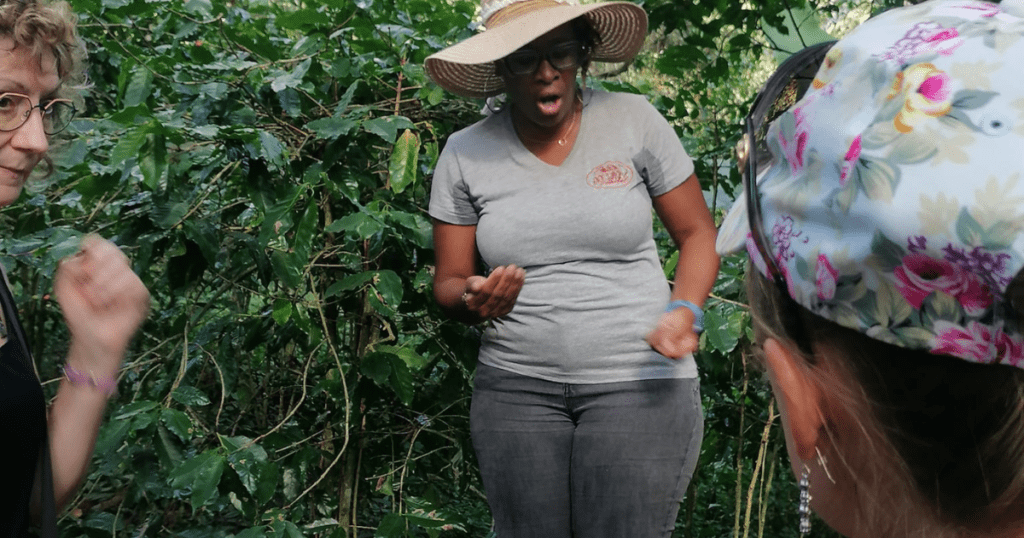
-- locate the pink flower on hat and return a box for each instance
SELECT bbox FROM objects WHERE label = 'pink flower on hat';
[932,321,1024,365]
[839,135,862,185]
[779,106,811,173]
[893,253,992,315]
[887,63,953,133]
[878,22,964,65]
[816,255,838,300]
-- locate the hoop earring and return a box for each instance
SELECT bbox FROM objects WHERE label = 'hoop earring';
[799,464,812,536]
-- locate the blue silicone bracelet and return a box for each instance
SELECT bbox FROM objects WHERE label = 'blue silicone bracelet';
[666,299,704,334]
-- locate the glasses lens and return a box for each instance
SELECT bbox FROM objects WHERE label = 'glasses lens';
[42,100,75,134]
[505,51,540,76]
[0,93,31,132]
[548,42,582,70]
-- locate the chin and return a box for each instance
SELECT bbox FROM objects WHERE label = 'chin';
[0,185,24,208]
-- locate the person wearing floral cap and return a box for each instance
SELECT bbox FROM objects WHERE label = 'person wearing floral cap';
[426,0,719,536]
[717,0,1024,536]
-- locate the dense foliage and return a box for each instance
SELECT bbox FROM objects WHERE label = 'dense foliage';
[0,0,905,536]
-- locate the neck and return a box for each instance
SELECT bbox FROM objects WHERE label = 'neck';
[512,94,581,147]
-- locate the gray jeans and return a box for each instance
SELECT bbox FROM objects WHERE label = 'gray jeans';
[471,363,704,538]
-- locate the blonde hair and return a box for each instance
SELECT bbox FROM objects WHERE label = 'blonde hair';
[747,269,1024,537]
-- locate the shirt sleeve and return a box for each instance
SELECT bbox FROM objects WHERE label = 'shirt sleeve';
[428,135,479,226]
[631,97,695,198]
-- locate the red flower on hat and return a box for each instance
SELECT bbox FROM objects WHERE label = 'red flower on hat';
[932,321,1024,366]
[839,135,862,185]
[893,253,992,315]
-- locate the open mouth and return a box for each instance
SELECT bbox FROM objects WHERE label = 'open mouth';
[538,94,562,115]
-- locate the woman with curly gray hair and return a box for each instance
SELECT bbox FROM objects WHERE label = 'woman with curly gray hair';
[0,2,150,536]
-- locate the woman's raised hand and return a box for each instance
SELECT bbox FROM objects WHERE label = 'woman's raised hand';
[463,265,525,320]
[54,235,151,375]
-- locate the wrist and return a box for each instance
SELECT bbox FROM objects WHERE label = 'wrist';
[62,362,119,397]
[666,299,704,334]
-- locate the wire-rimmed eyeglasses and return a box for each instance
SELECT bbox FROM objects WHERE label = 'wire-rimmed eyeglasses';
[0,92,77,135]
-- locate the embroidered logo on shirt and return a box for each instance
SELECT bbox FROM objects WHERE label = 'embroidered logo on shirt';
[586,161,633,189]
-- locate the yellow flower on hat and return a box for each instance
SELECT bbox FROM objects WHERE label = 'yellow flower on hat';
[812,47,843,89]
[887,63,953,133]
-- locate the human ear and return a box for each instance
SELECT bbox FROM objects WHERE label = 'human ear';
[763,338,823,462]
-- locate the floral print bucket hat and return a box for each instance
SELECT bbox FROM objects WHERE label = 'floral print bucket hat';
[716,0,1024,369]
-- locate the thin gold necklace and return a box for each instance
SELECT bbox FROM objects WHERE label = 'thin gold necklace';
[516,97,581,147]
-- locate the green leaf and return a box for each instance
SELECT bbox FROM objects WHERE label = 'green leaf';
[258,131,286,167]
[156,425,185,468]
[113,400,160,420]
[361,351,391,385]
[374,270,403,310]
[324,212,383,238]
[373,344,430,371]
[169,450,226,511]
[234,528,267,538]
[124,65,154,107]
[858,158,899,202]
[388,129,420,194]
[271,250,303,288]
[172,385,211,407]
[293,203,319,262]
[956,208,985,247]
[704,308,740,354]
[270,58,312,92]
[363,116,415,144]
[325,271,376,299]
[887,132,937,164]
[161,409,194,441]
[273,298,293,325]
[307,116,359,140]
[109,128,148,169]
[222,435,277,501]
[869,231,906,272]
[951,89,997,110]
[374,513,406,538]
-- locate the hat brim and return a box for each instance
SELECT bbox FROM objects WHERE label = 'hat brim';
[425,2,648,98]
[715,190,750,256]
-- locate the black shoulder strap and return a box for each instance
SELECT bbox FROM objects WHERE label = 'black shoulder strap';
[0,273,58,538]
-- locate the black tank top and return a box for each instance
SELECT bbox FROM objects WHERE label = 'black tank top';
[0,275,50,538]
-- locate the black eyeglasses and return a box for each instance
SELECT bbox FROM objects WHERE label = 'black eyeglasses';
[0,92,77,135]
[502,41,586,76]
[743,41,836,287]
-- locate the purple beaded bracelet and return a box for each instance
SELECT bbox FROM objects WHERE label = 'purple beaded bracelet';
[62,363,118,397]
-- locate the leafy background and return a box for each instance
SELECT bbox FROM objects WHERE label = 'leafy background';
[2,0,905,536]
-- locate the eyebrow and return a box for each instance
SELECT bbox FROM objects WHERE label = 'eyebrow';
[0,78,62,99]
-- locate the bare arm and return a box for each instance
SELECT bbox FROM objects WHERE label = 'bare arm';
[35,236,150,511]
[432,220,525,324]
[646,174,721,358]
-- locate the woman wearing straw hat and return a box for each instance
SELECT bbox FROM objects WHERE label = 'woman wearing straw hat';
[426,1,719,536]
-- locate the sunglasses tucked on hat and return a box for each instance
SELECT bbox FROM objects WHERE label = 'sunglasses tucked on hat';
[717,0,1024,369]
[425,0,647,98]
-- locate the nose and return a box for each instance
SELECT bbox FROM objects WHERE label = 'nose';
[535,57,559,81]
[11,108,48,155]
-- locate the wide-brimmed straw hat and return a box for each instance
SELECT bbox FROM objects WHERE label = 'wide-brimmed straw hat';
[425,0,648,98]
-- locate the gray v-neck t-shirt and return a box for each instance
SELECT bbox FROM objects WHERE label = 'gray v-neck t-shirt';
[429,89,698,383]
